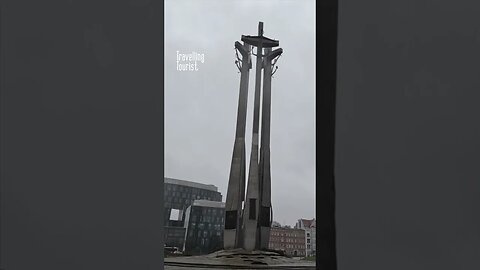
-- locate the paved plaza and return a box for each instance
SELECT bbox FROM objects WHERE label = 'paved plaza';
[164,249,316,269]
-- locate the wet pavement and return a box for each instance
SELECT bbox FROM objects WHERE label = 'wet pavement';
[164,249,316,269]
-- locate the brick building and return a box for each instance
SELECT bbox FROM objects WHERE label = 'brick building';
[268,226,306,257]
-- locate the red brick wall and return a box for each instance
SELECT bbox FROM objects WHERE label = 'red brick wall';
[268,227,306,256]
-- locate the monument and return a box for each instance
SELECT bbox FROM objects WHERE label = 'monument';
[224,40,251,249]
[224,21,283,251]
[165,22,315,269]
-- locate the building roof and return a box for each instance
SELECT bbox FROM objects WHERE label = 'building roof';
[299,218,316,228]
[192,199,225,208]
[164,177,218,192]
[270,226,305,233]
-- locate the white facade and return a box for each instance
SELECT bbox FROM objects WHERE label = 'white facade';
[295,218,316,257]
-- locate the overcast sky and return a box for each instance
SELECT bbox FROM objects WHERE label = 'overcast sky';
[164,0,315,226]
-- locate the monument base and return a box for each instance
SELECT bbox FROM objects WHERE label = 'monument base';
[164,248,316,269]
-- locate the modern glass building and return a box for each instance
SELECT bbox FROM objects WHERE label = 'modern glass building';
[183,200,225,255]
[164,177,222,249]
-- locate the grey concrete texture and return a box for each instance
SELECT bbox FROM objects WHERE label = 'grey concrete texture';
[164,249,315,269]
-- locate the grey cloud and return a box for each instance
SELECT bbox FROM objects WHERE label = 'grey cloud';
[165,0,315,226]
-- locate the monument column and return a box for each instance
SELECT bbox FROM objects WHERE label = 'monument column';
[258,47,282,249]
[224,42,251,249]
[242,22,264,251]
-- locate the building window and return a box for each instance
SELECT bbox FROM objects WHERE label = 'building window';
[169,209,180,221]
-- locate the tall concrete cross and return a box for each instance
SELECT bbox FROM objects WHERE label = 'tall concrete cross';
[241,22,265,251]
[224,21,282,251]
[242,22,281,251]
[224,41,251,249]
[258,46,282,249]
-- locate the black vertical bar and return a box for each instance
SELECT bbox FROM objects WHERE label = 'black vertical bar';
[318,0,338,269]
